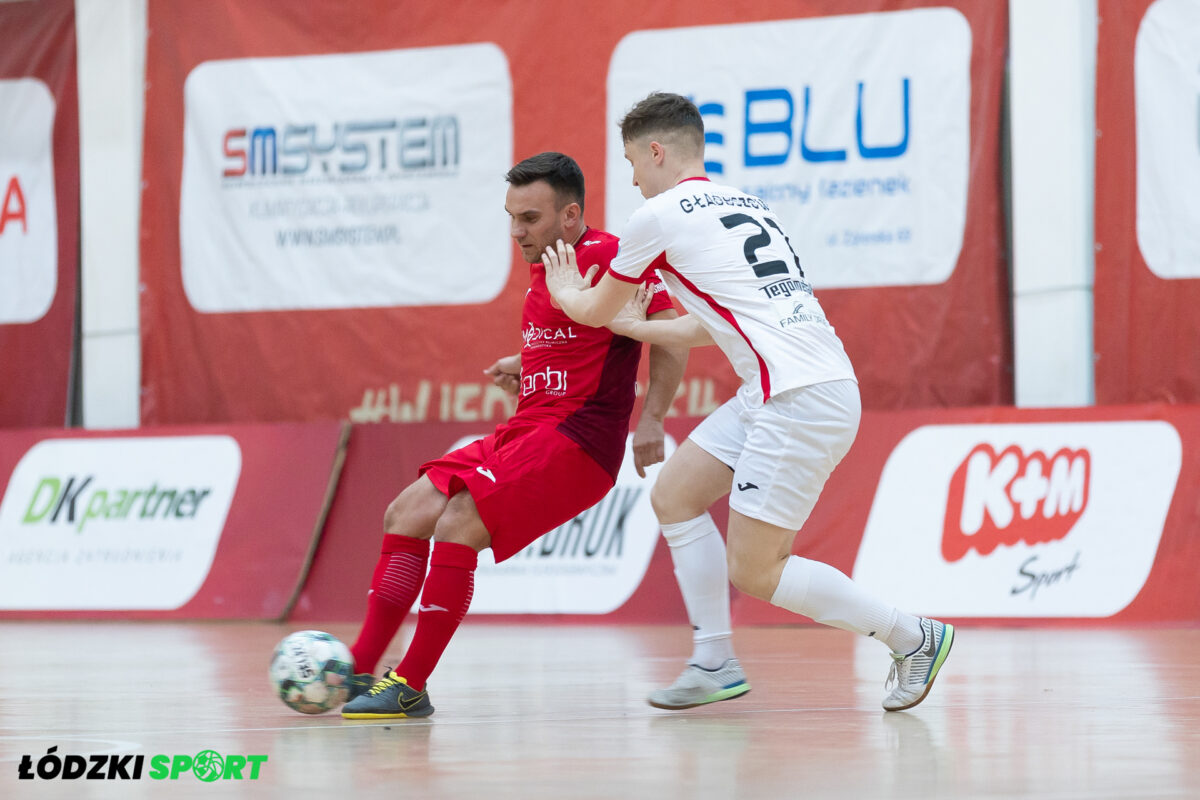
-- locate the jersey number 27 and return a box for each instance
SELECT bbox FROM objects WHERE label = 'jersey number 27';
[720,213,805,280]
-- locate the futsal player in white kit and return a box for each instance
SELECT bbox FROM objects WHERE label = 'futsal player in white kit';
[544,92,954,712]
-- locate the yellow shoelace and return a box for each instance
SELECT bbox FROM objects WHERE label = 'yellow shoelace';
[367,673,404,696]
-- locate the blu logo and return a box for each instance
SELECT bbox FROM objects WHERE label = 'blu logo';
[697,101,727,175]
[698,81,911,173]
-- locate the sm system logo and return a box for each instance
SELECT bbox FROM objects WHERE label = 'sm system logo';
[694,81,910,175]
[222,116,459,180]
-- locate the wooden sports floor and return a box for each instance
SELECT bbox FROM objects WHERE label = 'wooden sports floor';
[1,622,1197,799]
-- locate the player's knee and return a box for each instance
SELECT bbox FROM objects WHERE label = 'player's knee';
[432,493,491,551]
[726,551,772,601]
[650,480,688,524]
[649,481,669,519]
[383,480,444,537]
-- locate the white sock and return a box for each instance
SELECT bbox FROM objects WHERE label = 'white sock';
[769,555,924,653]
[660,513,734,670]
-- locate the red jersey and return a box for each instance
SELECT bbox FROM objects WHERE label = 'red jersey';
[514,227,673,478]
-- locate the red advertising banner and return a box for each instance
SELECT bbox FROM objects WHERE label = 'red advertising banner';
[0,0,79,428]
[140,0,1010,427]
[297,404,1200,626]
[0,422,346,619]
[1,406,1193,624]
[737,404,1200,625]
[1094,0,1200,403]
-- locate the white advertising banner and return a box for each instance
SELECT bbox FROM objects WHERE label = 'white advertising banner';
[0,78,57,324]
[606,8,971,289]
[852,422,1181,617]
[0,437,242,609]
[181,44,513,312]
[1135,0,1200,279]
[471,434,674,614]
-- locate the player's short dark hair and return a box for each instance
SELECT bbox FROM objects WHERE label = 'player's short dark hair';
[505,152,585,211]
[618,92,705,154]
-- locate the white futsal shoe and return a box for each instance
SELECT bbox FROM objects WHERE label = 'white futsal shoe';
[648,658,751,709]
[883,618,955,711]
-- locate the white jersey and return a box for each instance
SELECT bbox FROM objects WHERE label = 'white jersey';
[609,178,855,405]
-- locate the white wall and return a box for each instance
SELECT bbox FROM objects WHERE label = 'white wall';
[75,0,146,428]
[1008,0,1098,407]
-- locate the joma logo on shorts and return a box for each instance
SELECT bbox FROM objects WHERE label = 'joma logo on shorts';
[941,444,1090,562]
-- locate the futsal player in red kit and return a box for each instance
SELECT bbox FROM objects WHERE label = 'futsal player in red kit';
[341,152,684,718]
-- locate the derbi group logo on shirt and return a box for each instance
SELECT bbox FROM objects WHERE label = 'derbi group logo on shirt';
[606,8,970,289]
[0,78,58,325]
[0,437,241,610]
[852,422,1181,617]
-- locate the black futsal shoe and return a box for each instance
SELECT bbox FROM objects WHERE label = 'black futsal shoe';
[345,672,377,702]
[341,670,434,719]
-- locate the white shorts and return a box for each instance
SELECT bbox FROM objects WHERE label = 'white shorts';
[688,379,861,531]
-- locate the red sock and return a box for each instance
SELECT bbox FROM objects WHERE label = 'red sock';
[349,534,430,675]
[395,541,477,691]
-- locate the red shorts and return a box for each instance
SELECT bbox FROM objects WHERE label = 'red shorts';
[419,420,615,562]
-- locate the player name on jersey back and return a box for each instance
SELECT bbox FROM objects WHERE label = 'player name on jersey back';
[677,191,771,213]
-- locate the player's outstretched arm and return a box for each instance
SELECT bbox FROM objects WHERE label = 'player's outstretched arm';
[606,286,713,348]
[544,239,637,327]
[618,313,714,348]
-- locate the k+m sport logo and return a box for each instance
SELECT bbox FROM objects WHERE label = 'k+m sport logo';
[18,746,267,782]
[942,444,1090,564]
[692,80,911,175]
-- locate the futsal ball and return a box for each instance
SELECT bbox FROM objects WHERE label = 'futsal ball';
[269,630,355,714]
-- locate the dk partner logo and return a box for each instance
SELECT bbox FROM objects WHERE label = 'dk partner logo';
[18,746,267,782]
[0,436,240,610]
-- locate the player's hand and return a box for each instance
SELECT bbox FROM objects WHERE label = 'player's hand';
[631,414,666,478]
[544,239,598,304]
[483,354,521,396]
[608,285,652,337]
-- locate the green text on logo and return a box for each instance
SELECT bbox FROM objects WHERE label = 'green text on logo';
[147,751,267,781]
[22,476,214,533]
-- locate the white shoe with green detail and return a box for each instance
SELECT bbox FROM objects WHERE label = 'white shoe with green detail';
[648,658,751,709]
[883,618,955,711]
